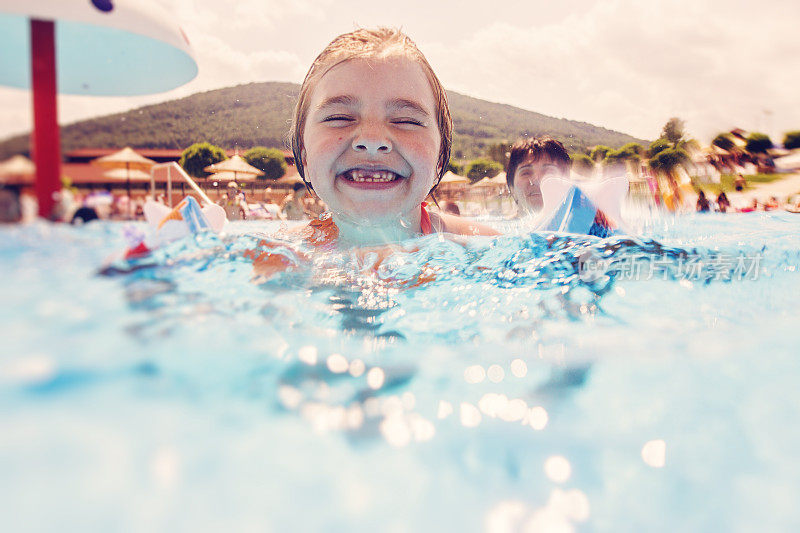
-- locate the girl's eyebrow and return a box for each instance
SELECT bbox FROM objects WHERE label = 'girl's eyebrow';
[387,98,430,116]
[316,95,357,111]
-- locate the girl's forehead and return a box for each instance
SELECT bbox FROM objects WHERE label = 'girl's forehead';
[310,56,436,109]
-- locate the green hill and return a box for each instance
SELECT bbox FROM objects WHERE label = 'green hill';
[0,81,646,160]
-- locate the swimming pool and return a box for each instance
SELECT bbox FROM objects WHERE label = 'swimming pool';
[2,212,799,532]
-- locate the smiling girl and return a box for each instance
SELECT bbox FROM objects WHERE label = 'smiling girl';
[290,27,498,246]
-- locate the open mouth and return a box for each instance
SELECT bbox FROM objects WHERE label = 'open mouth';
[337,168,407,189]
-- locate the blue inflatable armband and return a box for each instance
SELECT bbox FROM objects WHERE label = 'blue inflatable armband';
[535,176,629,237]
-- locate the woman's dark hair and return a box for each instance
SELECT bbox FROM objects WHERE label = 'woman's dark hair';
[506,137,571,189]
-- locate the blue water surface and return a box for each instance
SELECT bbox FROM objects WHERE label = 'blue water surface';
[1,212,799,532]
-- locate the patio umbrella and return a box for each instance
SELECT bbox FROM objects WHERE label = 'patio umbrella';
[0,154,36,185]
[439,171,469,185]
[276,173,304,186]
[205,155,264,198]
[0,1,197,218]
[102,167,152,181]
[208,170,260,183]
[473,172,507,188]
[204,155,264,182]
[93,147,156,216]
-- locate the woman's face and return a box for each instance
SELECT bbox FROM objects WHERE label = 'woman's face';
[301,56,441,224]
[511,155,566,211]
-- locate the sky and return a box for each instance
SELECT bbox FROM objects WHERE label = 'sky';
[1,0,798,146]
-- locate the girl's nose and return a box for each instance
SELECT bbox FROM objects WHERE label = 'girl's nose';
[352,124,392,155]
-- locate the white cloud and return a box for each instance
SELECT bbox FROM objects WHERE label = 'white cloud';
[424,0,800,142]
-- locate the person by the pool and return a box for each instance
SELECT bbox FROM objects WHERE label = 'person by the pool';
[716,191,731,213]
[504,136,626,237]
[279,182,311,221]
[696,190,711,212]
[734,173,746,192]
[505,137,571,214]
[287,27,498,247]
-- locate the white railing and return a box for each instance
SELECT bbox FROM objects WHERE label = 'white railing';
[150,162,214,207]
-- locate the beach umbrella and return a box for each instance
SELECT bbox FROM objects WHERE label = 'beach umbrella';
[204,155,264,198]
[473,172,507,188]
[0,1,197,218]
[204,155,264,181]
[208,170,260,182]
[102,167,151,181]
[439,171,469,185]
[93,147,156,215]
[0,154,36,185]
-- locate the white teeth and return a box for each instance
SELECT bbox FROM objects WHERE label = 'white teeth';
[346,169,400,183]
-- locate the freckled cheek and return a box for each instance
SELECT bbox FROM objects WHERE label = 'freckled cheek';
[402,135,441,170]
[306,135,348,162]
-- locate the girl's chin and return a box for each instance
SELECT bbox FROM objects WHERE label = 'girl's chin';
[334,202,413,226]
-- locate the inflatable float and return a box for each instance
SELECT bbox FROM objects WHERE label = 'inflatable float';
[119,196,226,259]
[533,175,630,237]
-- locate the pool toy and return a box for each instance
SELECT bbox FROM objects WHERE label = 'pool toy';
[534,176,629,237]
[118,197,226,260]
[144,197,226,243]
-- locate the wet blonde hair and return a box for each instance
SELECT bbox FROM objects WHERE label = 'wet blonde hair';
[290,27,452,191]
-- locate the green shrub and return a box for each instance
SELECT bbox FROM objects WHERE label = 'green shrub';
[648,138,670,158]
[712,133,735,151]
[782,131,800,150]
[179,142,227,178]
[649,147,689,172]
[244,147,287,181]
[447,159,465,175]
[570,153,594,177]
[589,145,611,161]
[745,132,772,154]
[465,158,503,183]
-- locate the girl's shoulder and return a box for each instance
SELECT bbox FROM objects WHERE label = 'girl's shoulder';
[432,212,501,236]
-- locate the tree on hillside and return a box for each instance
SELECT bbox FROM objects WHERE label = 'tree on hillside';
[589,145,612,162]
[244,147,287,181]
[745,132,772,154]
[661,117,686,146]
[712,133,735,151]
[179,142,227,178]
[570,153,595,178]
[465,158,503,183]
[782,131,800,150]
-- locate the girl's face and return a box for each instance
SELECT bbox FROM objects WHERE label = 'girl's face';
[511,155,566,211]
[302,56,441,224]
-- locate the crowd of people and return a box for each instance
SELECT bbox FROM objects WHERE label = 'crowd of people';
[695,173,800,213]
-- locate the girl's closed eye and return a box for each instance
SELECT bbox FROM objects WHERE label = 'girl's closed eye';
[391,117,425,127]
[321,115,354,125]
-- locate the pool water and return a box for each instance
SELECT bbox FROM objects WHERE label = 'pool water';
[1,212,799,532]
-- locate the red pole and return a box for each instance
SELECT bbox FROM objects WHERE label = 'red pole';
[30,19,61,219]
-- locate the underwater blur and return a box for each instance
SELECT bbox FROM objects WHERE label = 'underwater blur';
[2,211,800,532]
